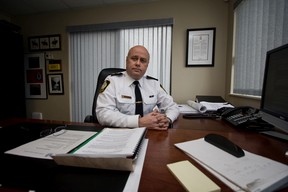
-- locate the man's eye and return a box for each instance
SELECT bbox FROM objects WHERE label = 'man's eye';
[131,56,138,61]
[140,58,147,63]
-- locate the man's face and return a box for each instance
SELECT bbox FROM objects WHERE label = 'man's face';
[126,46,149,80]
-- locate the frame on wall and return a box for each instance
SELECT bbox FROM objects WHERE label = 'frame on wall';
[29,34,61,51]
[24,53,47,99]
[186,28,216,67]
[46,59,62,73]
[47,73,64,95]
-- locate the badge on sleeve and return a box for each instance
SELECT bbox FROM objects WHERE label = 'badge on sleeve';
[99,80,110,93]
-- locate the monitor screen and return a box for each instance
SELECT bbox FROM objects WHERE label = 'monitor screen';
[260,43,288,134]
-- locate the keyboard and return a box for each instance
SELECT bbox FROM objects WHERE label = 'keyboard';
[183,113,220,119]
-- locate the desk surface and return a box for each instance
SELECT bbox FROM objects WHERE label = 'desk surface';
[1,116,288,192]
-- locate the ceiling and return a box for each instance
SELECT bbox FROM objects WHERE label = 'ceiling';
[0,0,156,16]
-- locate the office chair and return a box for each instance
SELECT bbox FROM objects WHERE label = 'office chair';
[84,68,126,123]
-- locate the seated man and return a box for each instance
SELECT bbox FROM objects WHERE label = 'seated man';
[96,45,179,130]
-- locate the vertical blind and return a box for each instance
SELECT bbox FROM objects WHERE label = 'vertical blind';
[233,0,288,96]
[69,22,172,122]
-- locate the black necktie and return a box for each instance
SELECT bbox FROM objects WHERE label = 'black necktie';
[133,81,143,117]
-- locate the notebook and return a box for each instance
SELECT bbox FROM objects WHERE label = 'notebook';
[167,160,220,192]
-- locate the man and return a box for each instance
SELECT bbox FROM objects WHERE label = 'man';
[96,45,179,130]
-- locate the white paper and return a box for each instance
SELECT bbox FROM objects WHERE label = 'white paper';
[177,104,198,114]
[74,127,146,157]
[5,130,97,159]
[175,138,288,192]
[187,100,207,113]
[199,101,234,111]
[123,139,148,192]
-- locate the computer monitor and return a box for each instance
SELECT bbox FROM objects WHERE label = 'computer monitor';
[260,43,288,139]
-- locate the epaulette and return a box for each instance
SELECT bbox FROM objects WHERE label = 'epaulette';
[146,75,158,81]
[111,72,124,76]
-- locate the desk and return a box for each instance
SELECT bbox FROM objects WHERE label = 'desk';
[1,116,288,192]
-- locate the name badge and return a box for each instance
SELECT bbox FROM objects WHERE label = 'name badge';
[122,95,132,99]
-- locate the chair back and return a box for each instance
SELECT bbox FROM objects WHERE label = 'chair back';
[91,68,126,123]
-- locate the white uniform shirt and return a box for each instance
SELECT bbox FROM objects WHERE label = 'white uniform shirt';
[96,71,179,127]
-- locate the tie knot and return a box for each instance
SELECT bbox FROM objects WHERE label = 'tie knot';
[133,81,139,86]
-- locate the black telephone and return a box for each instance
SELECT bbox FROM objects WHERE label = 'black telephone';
[217,106,273,131]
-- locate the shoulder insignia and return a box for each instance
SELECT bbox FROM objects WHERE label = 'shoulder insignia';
[99,80,110,93]
[111,72,124,76]
[146,75,158,81]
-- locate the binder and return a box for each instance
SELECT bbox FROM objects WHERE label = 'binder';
[195,95,226,103]
[52,127,147,171]
[5,126,147,171]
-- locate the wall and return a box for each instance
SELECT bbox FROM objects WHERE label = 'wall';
[10,0,233,121]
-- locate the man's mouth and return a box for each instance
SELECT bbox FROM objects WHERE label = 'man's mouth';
[133,68,141,73]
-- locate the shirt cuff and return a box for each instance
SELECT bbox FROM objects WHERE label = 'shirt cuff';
[127,115,141,128]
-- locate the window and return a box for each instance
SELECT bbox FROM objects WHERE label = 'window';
[232,0,288,96]
[67,19,173,122]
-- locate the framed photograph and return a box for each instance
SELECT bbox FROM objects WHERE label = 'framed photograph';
[28,34,61,51]
[186,28,216,67]
[28,37,40,51]
[49,35,61,50]
[39,36,49,50]
[24,53,47,99]
[47,74,64,95]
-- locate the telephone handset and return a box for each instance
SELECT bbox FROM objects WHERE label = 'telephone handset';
[217,106,274,131]
[219,106,257,118]
[217,106,271,130]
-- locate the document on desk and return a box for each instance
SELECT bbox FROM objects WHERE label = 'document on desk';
[5,130,97,159]
[177,104,198,114]
[198,101,234,111]
[179,100,234,114]
[123,139,148,192]
[175,138,288,192]
[52,127,147,171]
[72,127,146,157]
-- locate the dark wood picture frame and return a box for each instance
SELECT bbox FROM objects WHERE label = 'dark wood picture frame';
[186,28,216,67]
[29,34,61,51]
[47,73,64,95]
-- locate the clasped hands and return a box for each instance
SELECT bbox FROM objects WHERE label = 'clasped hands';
[139,109,170,130]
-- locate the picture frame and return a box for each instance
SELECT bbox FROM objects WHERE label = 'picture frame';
[24,53,47,99]
[28,34,61,51]
[47,73,64,95]
[46,59,62,73]
[28,37,40,51]
[186,28,216,67]
[49,35,61,50]
[39,36,50,50]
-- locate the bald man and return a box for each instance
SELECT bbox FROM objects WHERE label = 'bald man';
[96,45,179,130]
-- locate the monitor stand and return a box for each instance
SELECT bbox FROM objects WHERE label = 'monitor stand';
[260,130,288,141]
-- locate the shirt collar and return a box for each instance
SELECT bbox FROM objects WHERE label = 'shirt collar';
[124,71,144,87]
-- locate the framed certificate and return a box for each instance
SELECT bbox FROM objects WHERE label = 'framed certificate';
[186,28,216,67]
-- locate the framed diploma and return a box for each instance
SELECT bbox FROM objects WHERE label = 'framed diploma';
[186,28,216,67]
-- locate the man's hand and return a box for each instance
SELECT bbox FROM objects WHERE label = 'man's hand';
[139,111,170,130]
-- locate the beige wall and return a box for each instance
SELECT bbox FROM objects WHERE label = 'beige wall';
[7,0,258,122]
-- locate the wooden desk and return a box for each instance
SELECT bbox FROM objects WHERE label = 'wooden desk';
[140,115,288,191]
[1,116,288,192]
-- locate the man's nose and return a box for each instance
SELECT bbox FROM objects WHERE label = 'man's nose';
[135,59,141,65]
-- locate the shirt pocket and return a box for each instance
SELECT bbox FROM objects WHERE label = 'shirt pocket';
[143,93,157,113]
[116,94,135,115]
